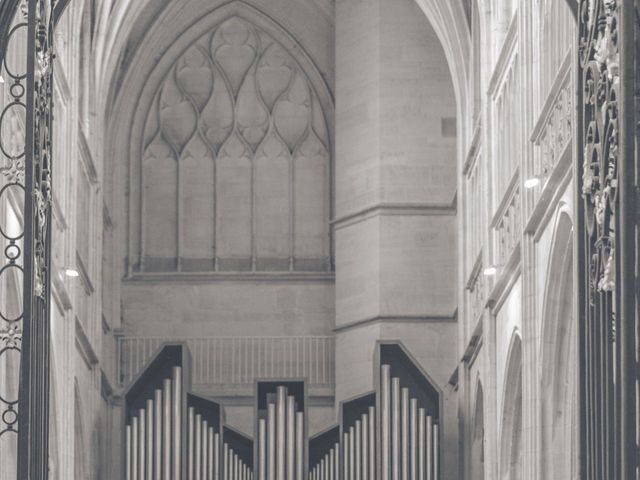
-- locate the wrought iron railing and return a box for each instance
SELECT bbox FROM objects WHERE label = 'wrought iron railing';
[576,1,639,479]
[117,336,336,389]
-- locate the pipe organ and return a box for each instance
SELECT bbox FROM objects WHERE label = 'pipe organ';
[254,381,307,480]
[308,342,441,480]
[123,342,441,479]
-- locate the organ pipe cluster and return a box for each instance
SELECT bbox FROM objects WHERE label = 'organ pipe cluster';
[125,366,183,480]
[186,405,220,480]
[256,385,305,480]
[380,364,439,480]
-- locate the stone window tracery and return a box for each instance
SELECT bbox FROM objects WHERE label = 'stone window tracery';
[139,16,331,273]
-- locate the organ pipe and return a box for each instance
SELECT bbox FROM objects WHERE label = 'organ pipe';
[154,389,162,480]
[162,379,172,480]
[296,411,304,480]
[267,403,276,480]
[355,421,362,480]
[418,409,425,480]
[132,417,139,480]
[426,416,432,480]
[287,396,295,480]
[139,409,146,480]
[172,367,182,480]
[214,432,220,480]
[361,414,368,480]
[258,419,266,480]
[401,388,409,480]
[432,424,438,480]
[368,406,375,477]
[147,399,154,480]
[381,365,391,480]
[410,398,417,480]
[126,425,132,480]
[188,407,195,480]
[276,387,286,480]
[391,377,400,480]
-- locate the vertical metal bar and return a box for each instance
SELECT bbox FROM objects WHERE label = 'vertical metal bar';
[276,387,286,480]
[287,396,296,479]
[619,5,637,480]
[154,389,163,480]
[296,411,305,480]
[355,420,362,480]
[163,379,172,480]
[410,399,417,480]
[391,377,400,480]
[381,365,391,480]
[173,367,183,480]
[259,418,267,480]
[147,399,155,480]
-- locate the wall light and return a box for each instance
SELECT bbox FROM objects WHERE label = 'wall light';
[482,265,498,276]
[524,176,542,189]
[62,267,79,278]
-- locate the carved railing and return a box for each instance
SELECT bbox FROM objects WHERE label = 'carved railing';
[117,336,335,389]
[491,183,521,270]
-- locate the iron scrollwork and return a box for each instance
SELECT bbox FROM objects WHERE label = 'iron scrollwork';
[0,0,55,478]
[578,0,638,478]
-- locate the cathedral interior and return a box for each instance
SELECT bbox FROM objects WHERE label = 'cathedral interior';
[1,0,639,479]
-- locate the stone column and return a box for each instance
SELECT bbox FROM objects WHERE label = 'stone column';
[335,0,458,476]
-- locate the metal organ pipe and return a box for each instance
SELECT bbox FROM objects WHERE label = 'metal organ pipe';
[258,419,267,480]
[267,402,276,480]
[355,420,362,480]
[368,406,375,477]
[146,399,154,480]
[276,387,286,480]
[410,398,417,480]
[172,367,182,480]
[391,377,400,480]
[381,365,391,480]
[132,416,139,480]
[139,408,146,480]
[296,411,304,480]
[162,379,172,480]
[188,407,195,480]
[432,424,438,480]
[418,408,425,480]
[426,416,432,480]
[361,414,368,480]
[126,425,132,480]
[287,396,295,480]
[154,389,162,480]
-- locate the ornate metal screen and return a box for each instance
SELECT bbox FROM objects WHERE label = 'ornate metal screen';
[576,0,639,479]
[0,0,60,478]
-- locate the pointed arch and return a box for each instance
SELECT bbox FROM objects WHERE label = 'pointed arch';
[106,1,334,275]
[499,331,522,480]
[539,206,577,479]
[471,379,485,480]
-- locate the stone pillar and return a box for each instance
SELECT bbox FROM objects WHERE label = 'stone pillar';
[335,0,458,475]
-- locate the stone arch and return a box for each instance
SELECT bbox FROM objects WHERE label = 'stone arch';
[106,1,334,275]
[471,379,485,480]
[73,381,87,480]
[539,207,577,479]
[499,332,522,480]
